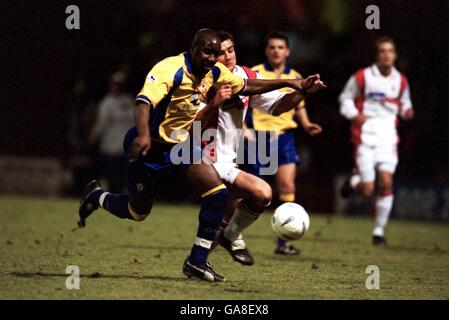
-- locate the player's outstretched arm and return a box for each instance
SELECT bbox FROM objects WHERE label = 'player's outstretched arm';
[271,75,326,116]
[243,74,324,96]
[129,103,151,160]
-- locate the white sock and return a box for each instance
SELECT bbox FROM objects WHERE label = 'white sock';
[224,202,258,242]
[350,174,361,189]
[232,233,247,251]
[98,192,110,208]
[373,194,394,237]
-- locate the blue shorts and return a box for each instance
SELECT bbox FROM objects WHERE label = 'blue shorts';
[244,130,300,177]
[122,126,200,199]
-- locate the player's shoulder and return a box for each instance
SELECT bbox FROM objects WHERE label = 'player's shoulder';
[251,64,265,73]
[289,67,303,79]
[351,66,371,86]
[213,62,230,72]
[236,65,257,79]
[211,62,234,80]
[355,66,370,77]
[395,68,409,84]
[151,53,186,73]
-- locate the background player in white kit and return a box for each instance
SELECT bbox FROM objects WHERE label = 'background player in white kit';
[339,36,414,245]
[197,31,326,265]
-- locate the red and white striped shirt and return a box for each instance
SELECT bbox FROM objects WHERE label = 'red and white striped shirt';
[339,64,413,146]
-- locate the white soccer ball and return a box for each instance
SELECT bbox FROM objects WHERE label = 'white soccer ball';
[271,203,310,240]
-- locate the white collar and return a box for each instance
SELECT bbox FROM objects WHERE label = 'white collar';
[372,63,399,78]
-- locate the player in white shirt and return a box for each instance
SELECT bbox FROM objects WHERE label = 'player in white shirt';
[339,36,414,245]
[197,31,326,265]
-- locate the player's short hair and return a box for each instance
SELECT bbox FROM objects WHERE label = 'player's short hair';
[266,31,289,48]
[217,30,234,44]
[375,36,396,52]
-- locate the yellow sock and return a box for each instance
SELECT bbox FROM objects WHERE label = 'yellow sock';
[279,193,295,203]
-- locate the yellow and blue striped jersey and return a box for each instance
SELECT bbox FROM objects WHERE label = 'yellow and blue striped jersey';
[250,63,305,134]
[137,52,246,144]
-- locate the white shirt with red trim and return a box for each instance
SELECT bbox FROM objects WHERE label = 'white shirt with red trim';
[339,64,413,146]
[200,65,285,164]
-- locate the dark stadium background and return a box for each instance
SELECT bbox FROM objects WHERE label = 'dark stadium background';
[1,0,448,215]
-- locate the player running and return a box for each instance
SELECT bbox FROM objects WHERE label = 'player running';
[339,36,414,245]
[78,29,323,282]
[199,31,325,265]
[245,31,323,255]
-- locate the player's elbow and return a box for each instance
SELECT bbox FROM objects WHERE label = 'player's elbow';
[270,104,284,117]
[271,108,281,117]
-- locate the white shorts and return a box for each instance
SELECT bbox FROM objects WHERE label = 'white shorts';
[212,162,242,184]
[355,143,398,183]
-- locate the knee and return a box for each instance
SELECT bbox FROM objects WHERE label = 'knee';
[202,186,230,208]
[360,184,375,198]
[253,183,272,207]
[378,181,393,196]
[130,212,149,222]
[129,197,153,222]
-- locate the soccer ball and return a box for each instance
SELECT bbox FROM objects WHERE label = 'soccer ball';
[271,203,310,240]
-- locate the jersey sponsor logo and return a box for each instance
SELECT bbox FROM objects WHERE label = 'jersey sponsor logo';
[367,92,386,101]
[191,93,200,105]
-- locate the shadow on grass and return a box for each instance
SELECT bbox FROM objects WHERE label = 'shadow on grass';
[256,252,345,265]
[120,245,191,251]
[384,244,449,255]
[245,233,359,245]
[7,272,185,282]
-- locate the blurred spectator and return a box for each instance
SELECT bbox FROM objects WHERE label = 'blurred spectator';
[89,71,135,193]
[65,98,98,195]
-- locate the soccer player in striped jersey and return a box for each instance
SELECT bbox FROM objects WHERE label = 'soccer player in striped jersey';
[198,31,325,265]
[339,36,414,245]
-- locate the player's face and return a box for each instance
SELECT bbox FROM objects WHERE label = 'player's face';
[217,39,236,71]
[376,42,397,68]
[191,38,221,76]
[266,39,290,66]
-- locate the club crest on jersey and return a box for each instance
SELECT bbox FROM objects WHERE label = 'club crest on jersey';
[146,73,157,83]
[191,93,200,105]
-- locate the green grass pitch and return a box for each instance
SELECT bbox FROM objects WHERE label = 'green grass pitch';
[0,195,448,299]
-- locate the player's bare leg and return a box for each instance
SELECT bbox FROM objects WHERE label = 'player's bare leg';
[372,171,394,245]
[359,181,375,198]
[212,171,272,266]
[273,163,300,255]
